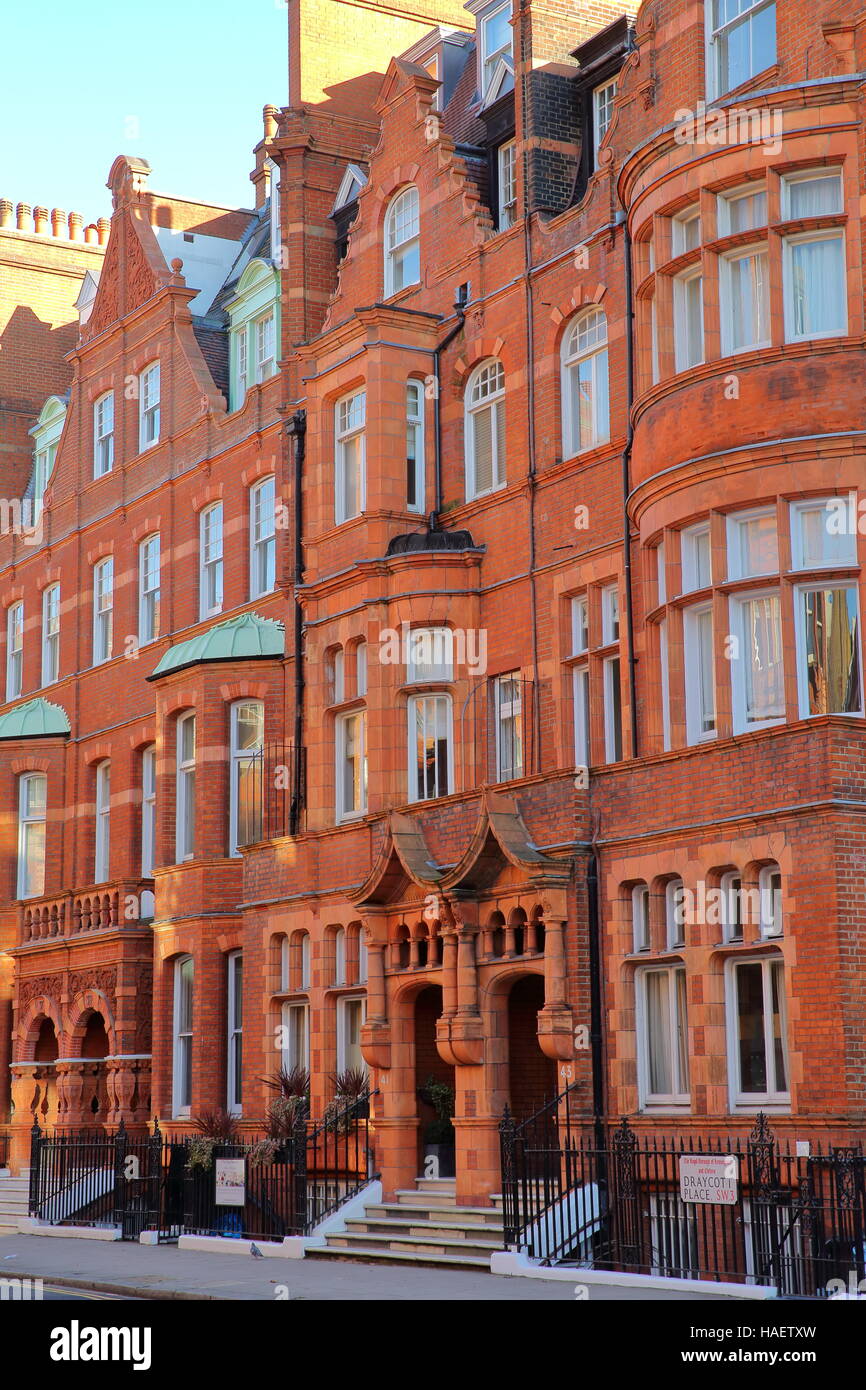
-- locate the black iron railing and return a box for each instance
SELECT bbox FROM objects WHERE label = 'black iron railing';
[458,675,536,790]
[240,741,306,846]
[29,1091,377,1244]
[500,1094,866,1296]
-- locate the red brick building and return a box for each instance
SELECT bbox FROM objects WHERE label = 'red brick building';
[2,0,866,1249]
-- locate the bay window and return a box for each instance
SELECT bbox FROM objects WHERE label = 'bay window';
[408,693,452,802]
[730,591,785,733]
[230,700,263,855]
[227,951,243,1114]
[17,772,46,900]
[172,956,194,1117]
[176,713,196,862]
[684,604,716,744]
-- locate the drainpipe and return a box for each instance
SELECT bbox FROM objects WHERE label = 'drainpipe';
[617,209,639,759]
[286,409,306,835]
[430,291,467,529]
[586,853,605,1153]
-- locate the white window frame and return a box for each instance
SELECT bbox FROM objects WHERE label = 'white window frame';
[601,584,620,646]
[726,955,789,1108]
[229,699,264,857]
[659,617,671,752]
[494,672,523,782]
[249,476,276,598]
[301,934,311,991]
[729,589,785,735]
[571,595,589,655]
[781,170,843,222]
[92,557,113,665]
[666,877,686,949]
[707,0,776,101]
[465,358,506,500]
[717,184,768,237]
[783,231,847,344]
[335,390,366,524]
[41,584,60,687]
[94,759,111,883]
[405,381,425,513]
[138,362,160,452]
[176,713,196,864]
[141,745,156,879]
[356,641,367,697]
[17,771,47,900]
[480,0,512,95]
[673,268,704,373]
[632,883,650,953]
[199,503,224,619]
[93,391,114,478]
[592,79,617,165]
[254,311,276,384]
[719,870,744,942]
[683,604,717,745]
[793,582,863,719]
[681,523,711,593]
[726,507,778,580]
[408,692,454,803]
[720,244,770,356]
[336,995,367,1075]
[671,208,701,259]
[334,927,347,986]
[758,864,783,939]
[384,186,420,297]
[138,534,160,645]
[6,601,23,701]
[236,324,248,401]
[636,965,690,1108]
[336,709,367,822]
[281,1001,309,1073]
[789,497,857,571]
[656,542,666,604]
[561,308,610,457]
[172,955,194,1118]
[406,626,453,684]
[573,664,590,769]
[227,950,243,1115]
[498,139,517,229]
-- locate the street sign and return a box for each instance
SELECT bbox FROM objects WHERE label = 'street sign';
[679,1153,739,1205]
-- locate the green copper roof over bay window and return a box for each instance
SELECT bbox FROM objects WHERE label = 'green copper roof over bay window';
[148,612,285,680]
[0,697,71,739]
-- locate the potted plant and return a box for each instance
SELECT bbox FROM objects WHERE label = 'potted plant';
[419,1075,455,1179]
[323,1067,369,1134]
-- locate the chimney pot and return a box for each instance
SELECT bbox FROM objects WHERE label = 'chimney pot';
[0,199,12,228]
[263,104,279,138]
[84,223,98,244]
[68,212,83,240]
[97,217,110,245]
[51,208,66,237]
[16,201,31,230]
[34,206,49,233]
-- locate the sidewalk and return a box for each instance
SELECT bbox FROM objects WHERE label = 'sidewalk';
[0,1232,727,1301]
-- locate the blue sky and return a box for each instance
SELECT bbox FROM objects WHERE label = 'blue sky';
[2,0,288,219]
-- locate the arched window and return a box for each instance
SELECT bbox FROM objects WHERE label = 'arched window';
[465,359,506,499]
[384,186,420,296]
[561,308,609,457]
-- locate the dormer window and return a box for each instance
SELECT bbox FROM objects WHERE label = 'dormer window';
[384,186,420,297]
[481,1,512,96]
[227,259,281,410]
[28,396,65,522]
[593,79,617,164]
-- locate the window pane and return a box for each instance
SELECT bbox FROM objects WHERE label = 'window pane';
[727,251,769,351]
[771,960,787,1091]
[736,962,767,1093]
[741,594,784,722]
[787,175,842,219]
[801,588,861,714]
[646,972,672,1096]
[734,512,778,577]
[788,237,845,338]
[675,969,689,1093]
[697,609,716,733]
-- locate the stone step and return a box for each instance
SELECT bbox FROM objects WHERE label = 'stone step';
[372,1200,503,1225]
[344,1216,502,1244]
[324,1230,498,1262]
[414,1177,456,1193]
[308,1244,493,1271]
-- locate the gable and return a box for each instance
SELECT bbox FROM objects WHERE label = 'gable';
[85,208,165,338]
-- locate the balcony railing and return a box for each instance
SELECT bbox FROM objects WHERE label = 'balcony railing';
[19,879,155,944]
[241,740,306,845]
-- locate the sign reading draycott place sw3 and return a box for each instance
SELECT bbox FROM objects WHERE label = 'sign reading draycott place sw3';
[679,1154,739,1206]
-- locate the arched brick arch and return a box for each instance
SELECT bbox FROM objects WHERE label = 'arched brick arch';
[17,996,64,1062]
[65,990,117,1057]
